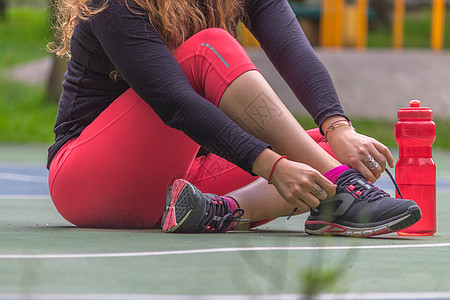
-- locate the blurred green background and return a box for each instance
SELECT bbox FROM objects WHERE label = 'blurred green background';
[0,0,449,148]
[0,0,54,143]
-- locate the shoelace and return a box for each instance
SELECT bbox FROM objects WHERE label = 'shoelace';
[288,168,404,219]
[337,170,389,202]
[385,168,403,199]
[203,197,245,232]
[337,169,403,202]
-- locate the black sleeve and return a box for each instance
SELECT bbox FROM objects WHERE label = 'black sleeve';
[89,0,269,174]
[245,0,347,131]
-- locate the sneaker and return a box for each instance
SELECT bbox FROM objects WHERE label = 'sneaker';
[161,179,245,233]
[305,169,421,237]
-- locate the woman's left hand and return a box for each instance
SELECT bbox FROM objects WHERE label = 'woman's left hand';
[326,125,394,183]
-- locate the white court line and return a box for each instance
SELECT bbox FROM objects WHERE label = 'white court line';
[0,195,49,199]
[2,292,450,300]
[0,172,47,183]
[1,243,450,259]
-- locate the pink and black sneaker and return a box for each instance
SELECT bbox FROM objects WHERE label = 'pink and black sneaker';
[161,179,245,233]
[305,169,421,237]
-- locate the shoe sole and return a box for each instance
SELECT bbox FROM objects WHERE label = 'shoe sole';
[161,179,196,233]
[305,205,421,237]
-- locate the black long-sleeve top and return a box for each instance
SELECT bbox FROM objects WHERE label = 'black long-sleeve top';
[47,0,346,173]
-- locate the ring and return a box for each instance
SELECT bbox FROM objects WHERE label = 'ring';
[312,185,324,197]
[364,155,380,170]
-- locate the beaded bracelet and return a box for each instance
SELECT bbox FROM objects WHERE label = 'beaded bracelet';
[324,119,354,142]
[267,155,287,184]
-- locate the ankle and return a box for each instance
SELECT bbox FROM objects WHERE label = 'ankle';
[222,195,239,211]
[222,196,241,231]
[323,165,350,184]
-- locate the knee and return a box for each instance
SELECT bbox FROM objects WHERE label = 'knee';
[175,27,256,104]
[179,28,244,57]
[194,28,237,44]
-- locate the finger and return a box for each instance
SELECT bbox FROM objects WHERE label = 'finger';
[365,155,382,179]
[368,146,387,172]
[362,150,383,179]
[315,175,337,197]
[370,152,386,173]
[368,154,384,180]
[299,193,321,208]
[355,160,377,183]
[374,142,395,168]
[309,185,328,201]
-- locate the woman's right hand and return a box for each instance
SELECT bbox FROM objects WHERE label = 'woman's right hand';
[252,149,336,210]
[269,158,336,210]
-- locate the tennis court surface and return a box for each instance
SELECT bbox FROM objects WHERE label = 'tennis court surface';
[1,144,450,300]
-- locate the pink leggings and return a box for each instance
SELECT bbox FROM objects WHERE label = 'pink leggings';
[48,28,334,229]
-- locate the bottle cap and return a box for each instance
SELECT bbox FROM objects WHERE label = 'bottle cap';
[398,100,433,120]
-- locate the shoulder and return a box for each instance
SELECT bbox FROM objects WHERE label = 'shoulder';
[245,0,282,10]
[91,0,147,20]
[89,0,151,33]
[244,0,290,19]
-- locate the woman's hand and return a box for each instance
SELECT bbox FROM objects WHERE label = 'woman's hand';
[252,148,336,211]
[326,125,394,183]
[269,158,336,210]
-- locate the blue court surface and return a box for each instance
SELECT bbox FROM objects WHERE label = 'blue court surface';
[1,144,450,300]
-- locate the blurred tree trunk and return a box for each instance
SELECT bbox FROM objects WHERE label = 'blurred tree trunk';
[0,0,6,19]
[46,0,67,103]
[46,56,66,103]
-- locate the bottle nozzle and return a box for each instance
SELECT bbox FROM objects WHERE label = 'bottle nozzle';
[398,99,432,120]
[410,100,421,107]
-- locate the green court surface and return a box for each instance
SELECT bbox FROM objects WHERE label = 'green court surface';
[1,144,450,300]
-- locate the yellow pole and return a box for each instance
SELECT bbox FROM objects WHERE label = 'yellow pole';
[356,0,368,50]
[393,0,405,50]
[334,0,344,47]
[320,0,344,48]
[320,0,331,47]
[431,0,446,51]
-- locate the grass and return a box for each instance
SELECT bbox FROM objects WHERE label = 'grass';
[0,5,56,144]
[0,79,56,143]
[0,6,51,68]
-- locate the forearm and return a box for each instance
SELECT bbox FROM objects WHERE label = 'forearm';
[245,0,346,127]
[320,115,353,142]
[251,148,282,180]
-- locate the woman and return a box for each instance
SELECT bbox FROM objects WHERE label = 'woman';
[47,0,420,236]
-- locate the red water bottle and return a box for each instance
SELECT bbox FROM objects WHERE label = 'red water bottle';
[395,100,436,236]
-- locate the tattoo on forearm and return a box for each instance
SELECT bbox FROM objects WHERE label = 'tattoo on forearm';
[242,92,283,131]
[233,116,258,138]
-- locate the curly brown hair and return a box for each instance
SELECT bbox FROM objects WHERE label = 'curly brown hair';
[49,0,245,57]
